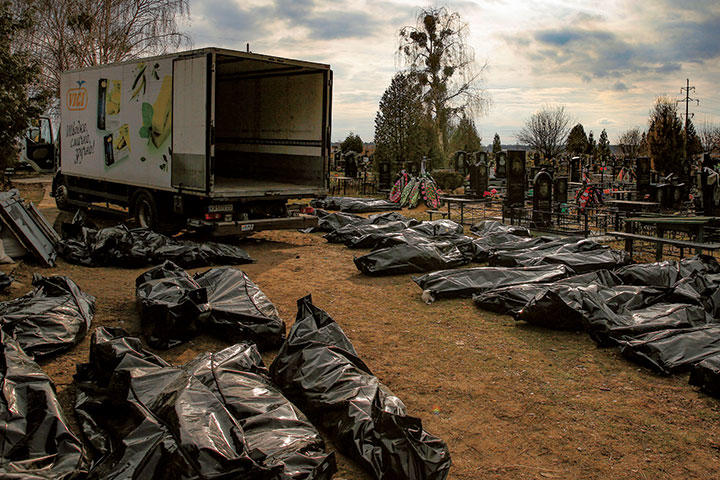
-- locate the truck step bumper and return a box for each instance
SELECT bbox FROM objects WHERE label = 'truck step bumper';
[190,215,318,236]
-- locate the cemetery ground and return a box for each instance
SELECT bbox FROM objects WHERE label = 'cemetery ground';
[5,181,720,479]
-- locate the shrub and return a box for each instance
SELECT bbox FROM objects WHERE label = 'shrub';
[432,169,464,191]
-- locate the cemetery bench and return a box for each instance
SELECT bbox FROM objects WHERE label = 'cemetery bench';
[607,231,720,261]
[426,209,449,221]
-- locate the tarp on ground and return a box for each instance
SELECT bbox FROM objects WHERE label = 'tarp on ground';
[0,331,86,478]
[414,264,573,304]
[75,327,336,479]
[470,220,530,237]
[136,262,284,350]
[270,295,452,480]
[0,274,94,359]
[58,215,253,268]
[354,237,476,276]
[0,189,58,267]
[194,267,286,350]
[310,197,401,213]
[472,270,622,316]
[618,325,720,375]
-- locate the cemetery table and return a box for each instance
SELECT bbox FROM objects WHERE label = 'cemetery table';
[440,196,487,225]
[624,216,719,256]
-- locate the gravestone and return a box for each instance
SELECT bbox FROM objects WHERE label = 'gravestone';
[453,150,467,174]
[636,157,651,196]
[570,157,580,182]
[554,176,568,205]
[468,153,488,197]
[532,169,553,227]
[495,151,507,178]
[378,161,391,190]
[505,150,526,208]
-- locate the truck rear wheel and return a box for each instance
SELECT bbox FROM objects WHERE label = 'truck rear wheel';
[131,190,158,230]
[54,178,73,212]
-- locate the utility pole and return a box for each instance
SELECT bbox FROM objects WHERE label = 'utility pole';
[678,79,699,183]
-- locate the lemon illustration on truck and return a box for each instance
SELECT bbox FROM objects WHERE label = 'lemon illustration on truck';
[150,76,172,147]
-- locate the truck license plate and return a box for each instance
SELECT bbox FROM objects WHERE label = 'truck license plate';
[208,204,233,213]
[241,224,254,232]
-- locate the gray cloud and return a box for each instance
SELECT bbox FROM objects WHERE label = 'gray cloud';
[506,5,720,87]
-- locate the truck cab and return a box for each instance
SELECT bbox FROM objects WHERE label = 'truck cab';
[21,117,55,173]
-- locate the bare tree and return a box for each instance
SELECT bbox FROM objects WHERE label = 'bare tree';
[398,6,488,159]
[22,0,190,99]
[516,105,571,160]
[617,127,643,159]
[699,121,720,154]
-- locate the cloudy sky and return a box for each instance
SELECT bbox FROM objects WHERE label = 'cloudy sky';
[188,0,720,145]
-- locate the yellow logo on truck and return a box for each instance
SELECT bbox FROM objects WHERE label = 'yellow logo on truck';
[67,81,88,111]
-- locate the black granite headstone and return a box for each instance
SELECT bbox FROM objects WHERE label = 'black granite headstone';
[533,169,552,227]
[495,151,507,178]
[637,157,650,195]
[554,176,568,204]
[505,150,526,207]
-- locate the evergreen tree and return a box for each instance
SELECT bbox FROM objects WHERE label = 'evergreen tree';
[566,123,588,156]
[0,2,49,166]
[340,132,363,154]
[586,131,596,158]
[647,96,684,176]
[373,72,428,175]
[492,133,502,153]
[598,128,611,160]
[448,114,482,153]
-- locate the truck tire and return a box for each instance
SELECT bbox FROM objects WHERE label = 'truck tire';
[53,178,73,212]
[131,190,159,230]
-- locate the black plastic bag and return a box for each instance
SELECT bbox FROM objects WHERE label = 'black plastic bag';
[194,267,286,349]
[413,264,572,303]
[354,238,475,276]
[470,220,530,237]
[615,255,720,287]
[136,262,284,350]
[0,274,94,359]
[324,220,420,248]
[522,248,632,274]
[473,270,621,316]
[310,197,401,213]
[75,327,335,480]
[690,353,720,397]
[58,218,254,268]
[516,281,707,345]
[0,273,12,291]
[0,331,85,478]
[270,295,452,480]
[187,342,336,479]
[135,261,211,349]
[74,327,271,479]
[301,209,367,233]
[618,325,720,375]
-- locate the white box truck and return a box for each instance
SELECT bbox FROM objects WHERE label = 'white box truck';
[53,47,331,235]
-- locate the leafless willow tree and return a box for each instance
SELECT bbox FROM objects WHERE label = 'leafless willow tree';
[617,127,643,159]
[19,0,190,101]
[398,6,488,160]
[700,122,720,154]
[516,105,571,160]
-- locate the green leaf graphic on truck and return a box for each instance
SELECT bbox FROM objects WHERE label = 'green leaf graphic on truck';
[138,75,172,149]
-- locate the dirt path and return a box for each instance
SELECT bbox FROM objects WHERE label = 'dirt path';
[1,190,719,478]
